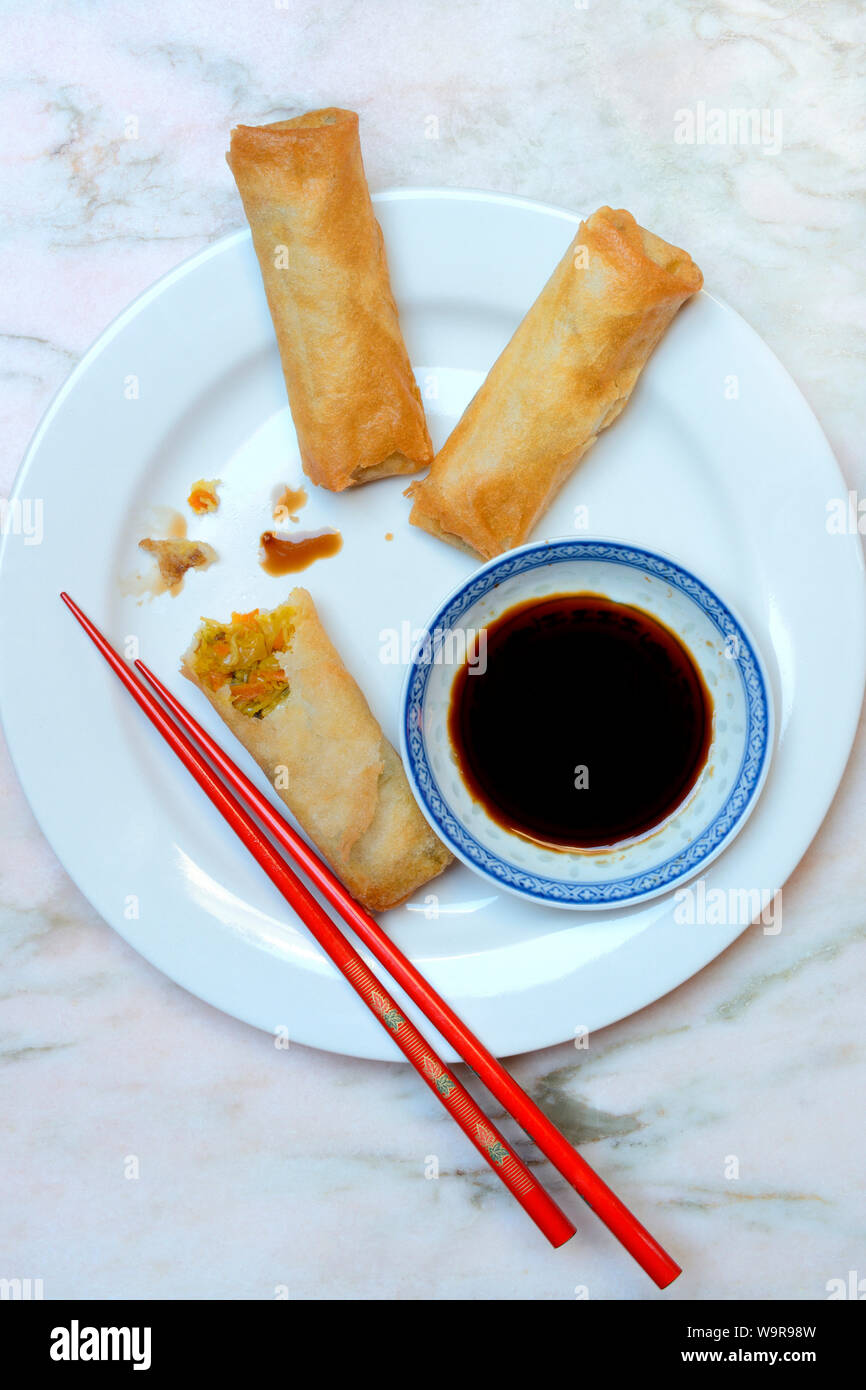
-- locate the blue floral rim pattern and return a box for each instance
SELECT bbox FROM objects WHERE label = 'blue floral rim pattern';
[402,540,772,906]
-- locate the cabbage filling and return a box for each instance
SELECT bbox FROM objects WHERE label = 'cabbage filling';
[192,604,294,718]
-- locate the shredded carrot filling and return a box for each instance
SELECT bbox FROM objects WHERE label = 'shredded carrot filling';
[229,668,288,700]
[191,602,295,718]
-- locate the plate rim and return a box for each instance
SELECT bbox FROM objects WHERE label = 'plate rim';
[1,186,580,517]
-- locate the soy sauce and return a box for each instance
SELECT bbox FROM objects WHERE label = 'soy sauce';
[448,593,713,850]
[259,528,342,575]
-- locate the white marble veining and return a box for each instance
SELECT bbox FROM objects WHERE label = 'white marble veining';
[1,0,865,1300]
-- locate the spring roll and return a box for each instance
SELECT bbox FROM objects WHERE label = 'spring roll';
[182,589,451,913]
[227,109,433,492]
[408,206,703,558]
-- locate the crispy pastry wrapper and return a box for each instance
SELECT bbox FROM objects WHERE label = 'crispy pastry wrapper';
[408,207,703,558]
[182,588,451,913]
[228,109,433,492]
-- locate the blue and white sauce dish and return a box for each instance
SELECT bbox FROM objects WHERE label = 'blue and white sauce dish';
[400,538,774,910]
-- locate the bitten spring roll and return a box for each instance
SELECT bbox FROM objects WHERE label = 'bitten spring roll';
[182,589,451,913]
[408,207,703,558]
[228,108,433,491]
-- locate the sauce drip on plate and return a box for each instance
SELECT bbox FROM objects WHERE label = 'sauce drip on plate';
[259,528,342,575]
[448,593,713,850]
[273,484,308,522]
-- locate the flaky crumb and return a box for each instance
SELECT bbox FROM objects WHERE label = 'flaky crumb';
[139,537,217,590]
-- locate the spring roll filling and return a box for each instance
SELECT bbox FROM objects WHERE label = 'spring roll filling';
[190,604,295,719]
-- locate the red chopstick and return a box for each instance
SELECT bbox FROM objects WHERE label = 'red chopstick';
[61,593,575,1250]
[135,660,682,1289]
[62,592,682,1284]
[132,678,681,1284]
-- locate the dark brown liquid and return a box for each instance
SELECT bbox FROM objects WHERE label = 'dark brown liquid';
[448,593,713,850]
[273,483,308,521]
[259,528,342,576]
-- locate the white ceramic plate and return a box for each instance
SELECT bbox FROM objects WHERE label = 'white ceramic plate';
[1,189,862,1062]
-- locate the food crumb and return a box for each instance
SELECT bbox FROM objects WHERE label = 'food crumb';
[138,537,217,595]
[188,479,221,514]
[384,532,394,541]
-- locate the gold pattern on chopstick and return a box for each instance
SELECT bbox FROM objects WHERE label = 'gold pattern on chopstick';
[422,1055,456,1096]
[474,1121,510,1167]
[371,988,405,1033]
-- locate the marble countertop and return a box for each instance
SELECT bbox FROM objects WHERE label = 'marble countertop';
[2,0,864,1300]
